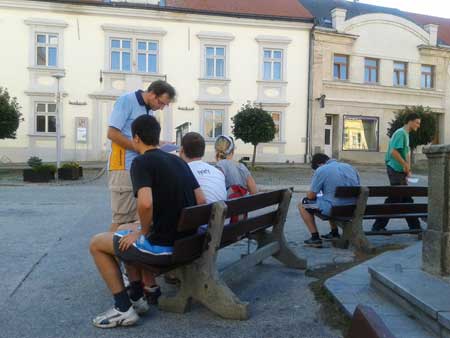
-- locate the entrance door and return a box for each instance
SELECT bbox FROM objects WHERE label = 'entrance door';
[324,115,333,157]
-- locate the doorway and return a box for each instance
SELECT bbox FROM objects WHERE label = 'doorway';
[324,114,333,157]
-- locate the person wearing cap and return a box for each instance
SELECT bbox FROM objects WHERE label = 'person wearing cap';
[298,153,360,248]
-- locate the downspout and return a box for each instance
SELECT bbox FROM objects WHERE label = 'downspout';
[305,22,316,163]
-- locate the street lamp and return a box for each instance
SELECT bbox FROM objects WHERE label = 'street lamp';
[52,72,65,170]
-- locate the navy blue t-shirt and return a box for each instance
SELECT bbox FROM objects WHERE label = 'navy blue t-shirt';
[130,149,199,246]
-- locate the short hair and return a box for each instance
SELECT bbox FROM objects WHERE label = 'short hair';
[311,153,330,170]
[131,115,160,146]
[182,132,205,159]
[404,112,420,124]
[147,80,176,100]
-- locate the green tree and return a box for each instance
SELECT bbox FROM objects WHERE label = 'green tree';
[387,105,437,163]
[0,87,22,139]
[232,102,276,168]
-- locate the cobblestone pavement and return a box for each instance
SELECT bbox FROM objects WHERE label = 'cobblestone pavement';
[0,165,426,338]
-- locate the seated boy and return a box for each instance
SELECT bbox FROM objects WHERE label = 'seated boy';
[180,132,227,204]
[89,115,204,328]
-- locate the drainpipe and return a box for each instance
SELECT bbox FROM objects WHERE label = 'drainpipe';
[305,23,316,163]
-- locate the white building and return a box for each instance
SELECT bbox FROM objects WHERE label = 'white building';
[0,0,313,164]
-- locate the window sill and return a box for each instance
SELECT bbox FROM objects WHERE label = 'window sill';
[28,133,66,138]
[28,66,65,73]
[198,77,231,82]
[102,70,165,78]
[257,80,288,84]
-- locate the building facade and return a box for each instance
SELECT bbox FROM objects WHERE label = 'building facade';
[302,0,450,163]
[0,0,313,164]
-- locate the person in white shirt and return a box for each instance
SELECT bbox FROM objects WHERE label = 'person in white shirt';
[180,132,227,203]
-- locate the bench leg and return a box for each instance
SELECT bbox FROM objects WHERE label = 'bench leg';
[335,221,374,254]
[159,262,249,320]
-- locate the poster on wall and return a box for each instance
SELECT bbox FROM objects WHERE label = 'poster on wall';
[75,117,88,143]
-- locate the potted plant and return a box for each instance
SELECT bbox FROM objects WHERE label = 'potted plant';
[58,161,81,180]
[23,156,56,182]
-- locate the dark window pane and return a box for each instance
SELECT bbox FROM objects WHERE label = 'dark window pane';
[334,55,347,64]
[333,64,339,79]
[341,65,347,80]
[48,116,56,132]
[37,47,46,65]
[325,129,331,145]
[36,115,46,132]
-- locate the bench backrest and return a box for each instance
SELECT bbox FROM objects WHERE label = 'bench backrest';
[347,304,396,338]
[330,186,428,219]
[171,189,287,264]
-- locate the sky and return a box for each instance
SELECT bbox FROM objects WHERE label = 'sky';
[358,0,450,19]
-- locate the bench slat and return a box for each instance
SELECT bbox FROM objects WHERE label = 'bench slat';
[225,190,283,217]
[220,211,278,247]
[176,204,213,233]
[331,203,427,218]
[335,186,428,198]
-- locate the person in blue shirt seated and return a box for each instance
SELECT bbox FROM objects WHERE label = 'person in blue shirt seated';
[298,153,360,248]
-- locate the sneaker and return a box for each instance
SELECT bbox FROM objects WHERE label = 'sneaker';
[321,232,340,241]
[304,237,323,248]
[144,286,162,305]
[92,306,139,328]
[131,297,149,315]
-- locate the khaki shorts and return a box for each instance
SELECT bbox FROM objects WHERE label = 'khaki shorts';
[108,170,138,225]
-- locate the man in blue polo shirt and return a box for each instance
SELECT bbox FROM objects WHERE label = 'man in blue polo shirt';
[107,80,176,232]
[298,153,360,247]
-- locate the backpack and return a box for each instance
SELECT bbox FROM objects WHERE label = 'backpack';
[228,184,249,223]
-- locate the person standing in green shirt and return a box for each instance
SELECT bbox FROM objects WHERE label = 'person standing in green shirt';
[372,113,422,231]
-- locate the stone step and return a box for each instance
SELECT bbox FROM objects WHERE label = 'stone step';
[324,245,436,338]
[369,264,450,337]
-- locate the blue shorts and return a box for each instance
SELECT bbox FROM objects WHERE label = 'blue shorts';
[113,230,173,266]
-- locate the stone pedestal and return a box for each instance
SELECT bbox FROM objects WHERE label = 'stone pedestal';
[423,144,450,276]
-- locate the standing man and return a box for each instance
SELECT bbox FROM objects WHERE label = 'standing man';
[372,113,422,231]
[107,80,176,232]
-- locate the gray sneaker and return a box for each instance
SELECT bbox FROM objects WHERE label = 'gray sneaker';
[131,296,149,315]
[92,306,139,328]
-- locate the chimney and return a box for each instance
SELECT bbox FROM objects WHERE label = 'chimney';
[331,8,347,32]
[424,24,439,46]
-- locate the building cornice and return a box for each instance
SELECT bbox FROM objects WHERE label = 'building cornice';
[323,80,445,98]
[1,1,313,30]
[24,17,68,28]
[418,45,450,57]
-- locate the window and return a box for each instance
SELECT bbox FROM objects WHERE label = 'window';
[35,103,57,133]
[343,116,378,151]
[421,65,434,89]
[263,49,283,80]
[393,62,407,86]
[364,58,379,83]
[110,38,132,71]
[270,112,281,141]
[205,46,225,78]
[203,110,224,139]
[36,33,58,67]
[137,40,158,73]
[333,54,348,80]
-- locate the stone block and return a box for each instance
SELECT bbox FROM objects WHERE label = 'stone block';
[423,230,450,276]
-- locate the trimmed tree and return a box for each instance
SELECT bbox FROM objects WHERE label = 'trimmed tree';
[387,105,437,163]
[232,102,276,168]
[0,87,22,139]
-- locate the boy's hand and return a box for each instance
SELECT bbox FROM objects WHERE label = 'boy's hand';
[118,231,140,251]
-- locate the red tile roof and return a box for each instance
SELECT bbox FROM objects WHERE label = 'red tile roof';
[406,12,450,45]
[166,0,313,20]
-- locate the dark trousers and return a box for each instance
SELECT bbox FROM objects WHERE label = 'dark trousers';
[372,166,421,230]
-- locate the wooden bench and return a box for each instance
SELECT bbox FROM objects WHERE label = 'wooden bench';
[133,188,306,320]
[347,304,396,338]
[309,186,427,253]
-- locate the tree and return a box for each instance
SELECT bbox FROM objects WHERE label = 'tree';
[232,102,276,168]
[0,87,22,139]
[387,105,437,163]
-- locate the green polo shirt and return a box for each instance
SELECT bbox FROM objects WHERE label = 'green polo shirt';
[385,127,409,172]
